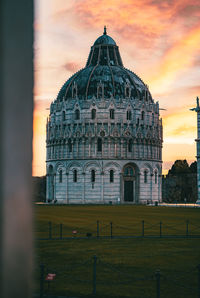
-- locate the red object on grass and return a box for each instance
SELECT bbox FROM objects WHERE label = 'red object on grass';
[45,273,56,281]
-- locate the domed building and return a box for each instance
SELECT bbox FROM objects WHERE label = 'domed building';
[46,28,163,204]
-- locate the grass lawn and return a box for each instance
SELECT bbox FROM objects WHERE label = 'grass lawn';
[34,205,200,297]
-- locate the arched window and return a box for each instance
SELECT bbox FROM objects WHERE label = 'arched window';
[136,118,139,125]
[91,109,96,120]
[72,85,77,98]
[91,170,95,183]
[97,138,102,152]
[145,90,148,101]
[110,170,114,183]
[62,111,65,121]
[141,111,145,121]
[128,139,133,152]
[110,109,115,119]
[73,169,77,183]
[155,171,157,184]
[127,110,132,120]
[152,113,154,125]
[144,170,148,183]
[124,166,134,177]
[68,139,72,152]
[125,86,130,98]
[75,109,80,120]
[49,165,53,174]
[59,170,62,183]
[98,86,103,98]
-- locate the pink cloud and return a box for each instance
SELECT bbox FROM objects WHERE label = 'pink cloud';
[63,62,80,73]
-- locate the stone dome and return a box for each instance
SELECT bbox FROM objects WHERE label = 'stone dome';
[93,34,116,46]
[57,28,152,102]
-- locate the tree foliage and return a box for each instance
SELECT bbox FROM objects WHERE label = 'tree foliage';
[163,160,197,202]
[32,176,46,202]
[168,160,197,176]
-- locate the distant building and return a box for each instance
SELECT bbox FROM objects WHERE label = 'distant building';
[46,28,163,204]
[190,97,200,204]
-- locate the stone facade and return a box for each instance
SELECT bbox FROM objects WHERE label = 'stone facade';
[46,28,163,204]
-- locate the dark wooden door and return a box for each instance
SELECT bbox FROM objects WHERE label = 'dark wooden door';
[124,181,133,202]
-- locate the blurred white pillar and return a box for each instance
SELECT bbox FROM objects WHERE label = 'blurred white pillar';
[0,1,33,297]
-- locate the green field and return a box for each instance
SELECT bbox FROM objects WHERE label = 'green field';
[34,205,200,297]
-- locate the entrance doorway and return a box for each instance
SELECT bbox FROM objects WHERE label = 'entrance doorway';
[124,181,134,202]
[122,164,139,203]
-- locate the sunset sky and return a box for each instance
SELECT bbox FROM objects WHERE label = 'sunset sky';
[33,0,200,176]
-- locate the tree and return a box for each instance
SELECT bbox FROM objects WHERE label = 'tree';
[168,160,190,176]
[32,176,46,202]
[189,161,197,173]
[162,160,197,203]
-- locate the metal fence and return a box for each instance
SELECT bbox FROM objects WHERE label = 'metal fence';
[35,220,200,240]
[35,257,200,298]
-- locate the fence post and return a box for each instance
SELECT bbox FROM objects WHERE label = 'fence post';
[40,263,45,298]
[60,223,63,240]
[159,222,162,238]
[198,264,200,298]
[186,220,189,237]
[49,221,52,240]
[93,255,97,295]
[142,220,144,237]
[155,269,160,298]
[110,222,113,239]
[97,220,99,239]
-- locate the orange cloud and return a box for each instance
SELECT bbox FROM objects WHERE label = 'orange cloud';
[149,26,200,92]
[73,0,200,44]
[74,0,168,43]
[162,107,197,145]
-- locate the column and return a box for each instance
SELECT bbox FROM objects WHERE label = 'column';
[82,172,85,203]
[46,174,49,202]
[89,138,92,157]
[119,139,121,157]
[54,174,56,200]
[71,140,74,158]
[77,139,80,158]
[61,143,63,158]
[133,140,136,158]
[121,139,123,158]
[125,139,128,158]
[83,138,85,158]
[120,173,123,203]
[66,172,69,203]
[150,173,153,203]
[114,139,117,157]
[158,174,162,202]
[142,141,144,158]
[101,171,104,203]
[108,138,111,158]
